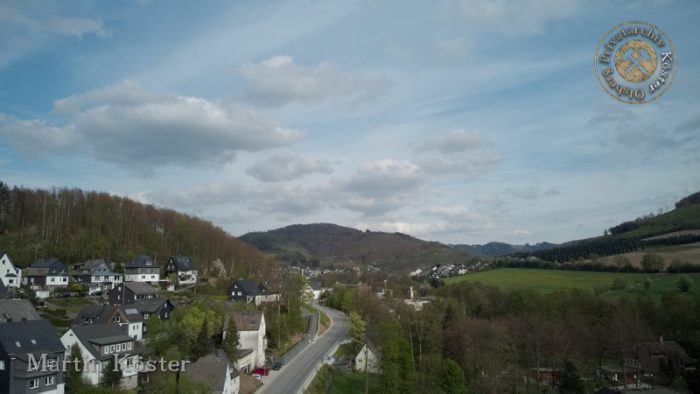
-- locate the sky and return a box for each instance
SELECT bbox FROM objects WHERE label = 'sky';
[1,0,699,245]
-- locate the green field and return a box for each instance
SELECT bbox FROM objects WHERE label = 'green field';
[444,268,700,298]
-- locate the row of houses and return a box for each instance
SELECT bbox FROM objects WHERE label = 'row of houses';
[0,252,199,296]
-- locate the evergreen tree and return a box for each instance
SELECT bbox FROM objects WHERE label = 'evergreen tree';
[65,343,84,390]
[558,361,584,394]
[222,318,240,363]
[440,359,467,394]
[193,318,212,359]
[101,357,122,389]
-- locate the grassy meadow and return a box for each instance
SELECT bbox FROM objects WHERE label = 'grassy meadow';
[444,268,700,299]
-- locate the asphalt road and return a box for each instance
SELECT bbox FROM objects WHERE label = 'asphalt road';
[259,305,348,394]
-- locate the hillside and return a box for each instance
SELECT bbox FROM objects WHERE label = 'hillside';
[240,223,472,271]
[0,181,272,278]
[451,241,557,257]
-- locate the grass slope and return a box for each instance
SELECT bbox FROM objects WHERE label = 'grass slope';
[445,268,700,299]
[618,203,700,239]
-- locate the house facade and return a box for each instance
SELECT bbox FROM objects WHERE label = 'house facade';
[71,259,123,294]
[60,324,139,389]
[164,256,197,286]
[0,319,66,394]
[22,258,69,290]
[355,343,380,374]
[73,304,144,341]
[228,280,280,306]
[226,311,267,368]
[108,282,159,305]
[124,255,159,283]
[184,351,240,394]
[626,337,697,382]
[0,252,22,289]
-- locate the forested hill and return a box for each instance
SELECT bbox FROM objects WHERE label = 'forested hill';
[240,223,472,271]
[0,181,273,278]
[451,241,557,257]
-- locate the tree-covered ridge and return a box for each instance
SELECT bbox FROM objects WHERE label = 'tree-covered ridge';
[241,223,472,271]
[0,181,272,279]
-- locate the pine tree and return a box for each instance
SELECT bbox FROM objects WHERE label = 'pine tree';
[101,357,122,389]
[223,317,240,363]
[558,361,584,394]
[440,359,467,394]
[193,318,212,359]
[65,343,84,390]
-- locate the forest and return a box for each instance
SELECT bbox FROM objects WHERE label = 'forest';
[0,181,272,280]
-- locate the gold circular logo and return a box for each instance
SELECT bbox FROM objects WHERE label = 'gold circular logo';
[614,40,657,83]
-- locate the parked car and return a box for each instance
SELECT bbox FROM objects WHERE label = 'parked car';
[252,368,270,376]
[272,361,283,371]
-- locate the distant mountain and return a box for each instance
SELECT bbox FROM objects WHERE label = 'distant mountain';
[240,223,473,271]
[451,242,557,257]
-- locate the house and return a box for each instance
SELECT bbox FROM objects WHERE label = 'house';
[73,304,144,341]
[164,256,197,286]
[71,259,123,294]
[626,337,697,382]
[184,350,240,394]
[22,258,69,290]
[228,279,280,305]
[124,255,160,283]
[108,282,159,305]
[355,343,380,374]
[0,319,66,394]
[0,299,41,323]
[60,323,139,389]
[224,311,267,370]
[0,252,22,289]
[131,299,174,322]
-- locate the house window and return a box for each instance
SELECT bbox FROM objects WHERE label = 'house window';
[110,345,115,352]
[29,379,39,389]
[104,346,109,355]
[117,344,122,351]
[141,275,145,279]
[127,342,132,350]
[0,360,5,370]
[45,376,54,385]
[126,357,133,367]
[63,277,67,282]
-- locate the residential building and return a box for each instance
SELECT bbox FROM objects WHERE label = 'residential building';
[626,337,697,382]
[71,259,122,294]
[131,299,174,323]
[22,258,69,290]
[124,255,159,283]
[224,311,266,369]
[0,252,21,289]
[184,350,240,394]
[164,256,197,286]
[355,343,380,374]
[228,280,280,305]
[0,299,40,323]
[108,282,159,305]
[60,324,139,389]
[0,319,66,394]
[73,304,144,341]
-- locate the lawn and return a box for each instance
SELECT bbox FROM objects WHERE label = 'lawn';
[305,365,380,394]
[444,268,700,299]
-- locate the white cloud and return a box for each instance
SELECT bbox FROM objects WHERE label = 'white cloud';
[0,5,108,39]
[237,55,391,107]
[507,185,560,200]
[433,37,473,60]
[246,153,333,182]
[0,114,79,156]
[2,81,302,173]
[414,129,501,175]
[442,0,578,35]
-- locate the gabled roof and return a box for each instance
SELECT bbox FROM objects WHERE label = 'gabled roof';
[124,282,158,295]
[74,259,118,275]
[31,257,64,269]
[133,298,172,314]
[227,310,263,332]
[168,256,195,271]
[73,304,143,325]
[184,350,239,391]
[126,255,157,268]
[27,257,67,276]
[70,323,133,359]
[230,279,263,296]
[0,319,64,360]
[0,299,41,322]
[633,339,697,374]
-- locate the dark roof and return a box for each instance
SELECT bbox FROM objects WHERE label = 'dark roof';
[31,257,63,268]
[0,319,65,359]
[126,255,157,268]
[227,310,263,331]
[633,339,696,374]
[27,257,68,276]
[230,279,263,296]
[73,259,118,275]
[310,280,322,291]
[124,282,158,295]
[184,351,239,391]
[73,304,143,325]
[168,256,195,271]
[70,324,133,359]
[0,299,41,322]
[133,298,171,314]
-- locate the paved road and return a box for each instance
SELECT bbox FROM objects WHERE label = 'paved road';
[259,305,348,394]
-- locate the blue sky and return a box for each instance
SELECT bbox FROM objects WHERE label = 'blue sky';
[1,0,699,244]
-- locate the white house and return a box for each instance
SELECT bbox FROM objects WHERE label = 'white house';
[60,324,139,389]
[124,255,159,283]
[71,259,123,294]
[225,311,267,369]
[184,351,240,394]
[23,257,69,290]
[0,252,21,289]
[164,256,197,286]
[355,343,380,374]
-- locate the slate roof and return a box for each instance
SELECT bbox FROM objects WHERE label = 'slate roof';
[126,255,157,268]
[168,256,195,271]
[73,304,143,325]
[633,339,697,374]
[0,299,41,322]
[227,310,263,332]
[0,319,65,361]
[73,259,118,275]
[231,279,263,296]
[124,282,158,295]
[26,257,68,276]
[70,324,133,360]
[184,351,239,391]
[133,298,171,314]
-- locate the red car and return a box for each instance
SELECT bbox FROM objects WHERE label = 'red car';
[252,368,270,376]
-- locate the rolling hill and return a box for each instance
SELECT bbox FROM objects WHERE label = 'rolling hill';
[240,223,473,271]
[451,241,557,257]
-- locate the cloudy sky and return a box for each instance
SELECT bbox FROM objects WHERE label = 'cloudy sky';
[1,0,699,244]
